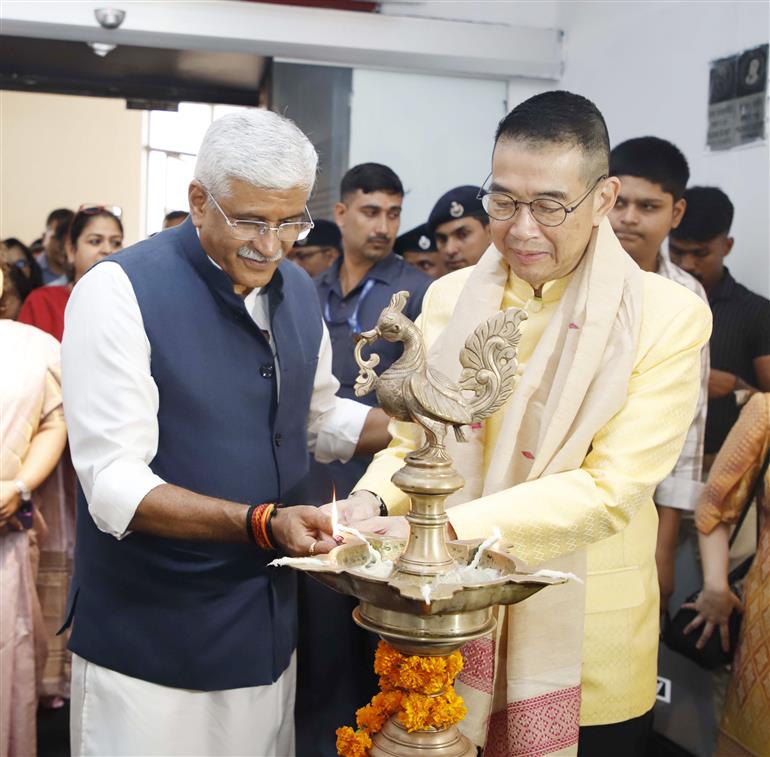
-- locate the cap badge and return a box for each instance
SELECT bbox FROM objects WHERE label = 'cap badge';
[418,235,430,250]
[449,201,464,218]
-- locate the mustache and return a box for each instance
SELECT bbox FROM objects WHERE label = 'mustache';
[237,245,283,263]
[367,235,391,244]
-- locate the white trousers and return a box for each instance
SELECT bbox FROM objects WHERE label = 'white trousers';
[70,653,296,756]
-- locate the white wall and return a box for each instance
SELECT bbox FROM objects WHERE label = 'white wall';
[379,1,561,29]
[0,91,144,246]
[388,1,770,296]
[559,0,769,296]
[348,69,509,231]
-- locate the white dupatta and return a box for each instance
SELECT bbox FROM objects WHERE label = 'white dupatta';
[428,219,643,755]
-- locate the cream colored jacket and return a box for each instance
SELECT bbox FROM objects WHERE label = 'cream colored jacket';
[356,264,712,726]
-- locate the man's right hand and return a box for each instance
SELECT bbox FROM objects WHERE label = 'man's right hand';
[270,506,337,557]
[708,369,737,399]
[320,490,381,526]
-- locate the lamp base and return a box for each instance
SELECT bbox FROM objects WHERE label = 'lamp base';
[369,716,475,757]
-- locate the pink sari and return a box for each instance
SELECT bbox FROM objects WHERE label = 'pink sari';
[0,320,62,757]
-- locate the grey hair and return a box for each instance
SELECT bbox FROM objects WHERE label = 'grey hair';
[194,109,318,198]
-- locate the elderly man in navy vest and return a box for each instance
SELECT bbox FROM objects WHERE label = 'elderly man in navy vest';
[60,110,388,756]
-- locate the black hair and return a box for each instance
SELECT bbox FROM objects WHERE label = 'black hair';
[0,256,34,308]
[495,90,610,174]
[469,211,490,228]
[340,163,403,201]
[610,137,689,200]
[8,263,34,302]
[68,209,124,248]
[46,208,74,230]
[47,211,76,250]
[2,237,43,289]
[164,210,188,224]
[670,186,734,241]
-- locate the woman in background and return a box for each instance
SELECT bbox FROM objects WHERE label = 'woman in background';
[18,206,123,341]
[0,259,68,757]
[685,392,770,757]
[17,206,122,708]
[2,237,43,291]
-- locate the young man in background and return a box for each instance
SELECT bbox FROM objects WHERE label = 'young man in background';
[609,136,709,611]
[669,186,770,458]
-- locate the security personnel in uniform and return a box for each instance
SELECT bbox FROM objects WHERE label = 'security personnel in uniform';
[427,185,491,272]
[394,222,444,279]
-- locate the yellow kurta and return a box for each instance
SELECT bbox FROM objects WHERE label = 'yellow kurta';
[357,263,711,726]
[483,271,571,472]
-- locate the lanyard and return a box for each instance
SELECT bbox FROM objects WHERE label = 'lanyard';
[324,278,376,335]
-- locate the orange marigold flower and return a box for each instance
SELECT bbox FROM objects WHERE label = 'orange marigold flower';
[356,691,400,734]
[430,689,468,730]
[381,689,404,712]
[446,650,464,679]
[335,726,372,757]
[374,641,402,678]
[398,692,434,732]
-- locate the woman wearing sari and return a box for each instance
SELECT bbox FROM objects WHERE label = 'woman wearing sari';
[686,392,770,756]
[17,207,123,706]
[0,260,68,757]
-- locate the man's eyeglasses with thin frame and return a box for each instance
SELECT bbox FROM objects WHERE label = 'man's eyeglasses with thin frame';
[477,174,607,227]
[205,189,314,243]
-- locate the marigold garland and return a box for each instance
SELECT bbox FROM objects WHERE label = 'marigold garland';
[336,641,467,756]
[334,727,372,757]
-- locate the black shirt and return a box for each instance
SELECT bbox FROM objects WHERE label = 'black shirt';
[706,267,770,453]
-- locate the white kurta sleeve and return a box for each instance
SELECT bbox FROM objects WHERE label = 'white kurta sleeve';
[306,322,370,464]
[62,262,166,539]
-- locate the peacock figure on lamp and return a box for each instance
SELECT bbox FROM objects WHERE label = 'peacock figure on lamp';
[353,290,528,462]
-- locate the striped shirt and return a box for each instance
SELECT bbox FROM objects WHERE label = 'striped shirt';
[655,252,710,511]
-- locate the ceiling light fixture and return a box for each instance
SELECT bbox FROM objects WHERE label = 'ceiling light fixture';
[88,41,117,57]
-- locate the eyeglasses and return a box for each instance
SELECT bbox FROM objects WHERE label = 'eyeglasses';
[79,204,123,219]
[477,175,607,227]
[205,190,314,243]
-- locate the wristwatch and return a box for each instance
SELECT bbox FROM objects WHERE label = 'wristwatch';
[13,479,32,502]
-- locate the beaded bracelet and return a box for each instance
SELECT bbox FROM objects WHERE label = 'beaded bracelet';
[246,503,276,550]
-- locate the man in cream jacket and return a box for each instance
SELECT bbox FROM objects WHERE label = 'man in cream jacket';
[334,91,711,756]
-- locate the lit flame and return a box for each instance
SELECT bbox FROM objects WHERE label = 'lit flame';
[331,485,341,539]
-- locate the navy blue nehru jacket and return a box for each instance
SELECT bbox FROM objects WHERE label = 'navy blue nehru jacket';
[62,218,322,691]
[309,253,431,499]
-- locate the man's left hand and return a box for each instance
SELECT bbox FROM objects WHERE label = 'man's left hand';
[351,515,409,540]
[320,490,380,525]
[271,506,337,557]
